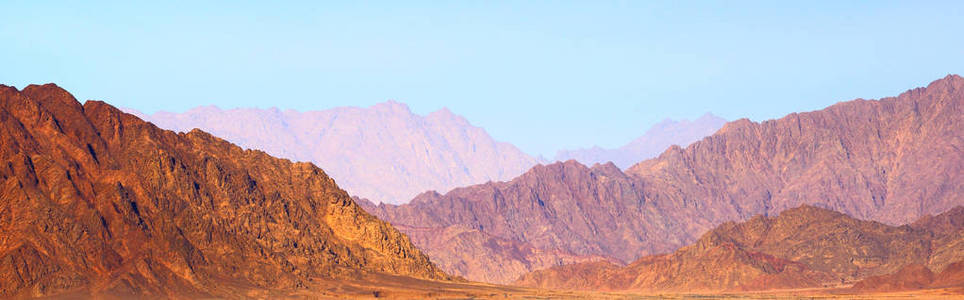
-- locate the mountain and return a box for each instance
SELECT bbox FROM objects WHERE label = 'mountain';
[125,101,540,204]
[555,113,726,169]
[0,84,451,298]
[356,194,613,284]
[515,205,964,292]
[624,74,964,226]
[364,75,964,283]
[361,161,698,283]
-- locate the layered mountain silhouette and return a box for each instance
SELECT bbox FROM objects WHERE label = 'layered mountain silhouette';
[126,101,540,204]
[0,85,451,298]
[3,75,961,296]
[555,113,727,168]
[514,205,964,292]
[363,75,964,283]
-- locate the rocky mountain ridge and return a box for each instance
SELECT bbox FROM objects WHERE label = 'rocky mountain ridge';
[0,84,450,298]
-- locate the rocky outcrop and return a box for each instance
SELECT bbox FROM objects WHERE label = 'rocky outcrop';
[555,113,726,169]
[515,206,964,292]
[0,84,450,298]
[367,75,964,283]
[127,101,540,204]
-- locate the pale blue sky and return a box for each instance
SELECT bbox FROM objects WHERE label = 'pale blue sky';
[2,1,963,157]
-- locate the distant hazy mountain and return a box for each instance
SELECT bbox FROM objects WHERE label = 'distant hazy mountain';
[125,101,540,204]
[554,113,726,169]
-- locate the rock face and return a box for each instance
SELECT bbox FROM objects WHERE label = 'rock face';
[126,101,540,204]
[555,113,726,169]
[366,75,964,283]
[0,84,450,298]
[515,206,964,292]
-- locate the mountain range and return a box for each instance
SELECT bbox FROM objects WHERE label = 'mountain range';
[1,75,962,297]
[127,103,730,205]
[362,74,964,283]
[555,113,727,169]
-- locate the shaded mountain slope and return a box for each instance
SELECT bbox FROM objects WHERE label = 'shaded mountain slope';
[515,206,964,292]
[127,101,540,204]
[0,84,449,298]
[363,161,700,283]
[366,75,964,283]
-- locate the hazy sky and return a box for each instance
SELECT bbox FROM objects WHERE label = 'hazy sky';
[3,1,963,157]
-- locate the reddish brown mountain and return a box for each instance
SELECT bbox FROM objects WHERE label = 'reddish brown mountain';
[911,206,964,272]
[0,84,450,298]
[515,205,964,292]
[851,264,936,292]
[365,75,964,283]
[852,261,964,292]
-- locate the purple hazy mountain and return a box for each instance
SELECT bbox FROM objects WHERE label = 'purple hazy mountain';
[124,101,541,204]
[554,113,726,169]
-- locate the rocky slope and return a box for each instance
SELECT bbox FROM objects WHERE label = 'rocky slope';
[365,75,964,283]
[555,113,726,169]
[0,84,450,298]
[515,205,964,292]
[126,101,540,204]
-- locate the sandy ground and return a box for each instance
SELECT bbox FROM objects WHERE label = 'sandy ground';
[286,273,964,300]
[26,273,962,299]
